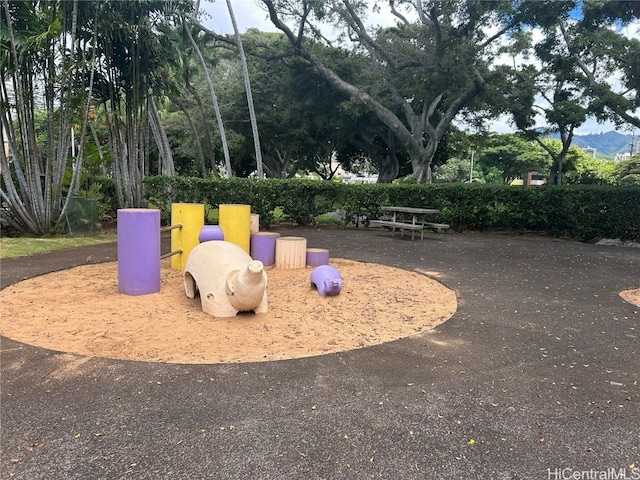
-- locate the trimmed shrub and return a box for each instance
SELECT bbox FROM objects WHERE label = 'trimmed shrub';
[143,176,640,241]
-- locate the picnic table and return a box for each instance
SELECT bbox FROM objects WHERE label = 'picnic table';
[369,206,450,240]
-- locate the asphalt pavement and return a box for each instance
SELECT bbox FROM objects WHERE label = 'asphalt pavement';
[1,227,639,479]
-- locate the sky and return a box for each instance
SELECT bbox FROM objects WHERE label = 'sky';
[200,0,271,35]
[199,0,635,136]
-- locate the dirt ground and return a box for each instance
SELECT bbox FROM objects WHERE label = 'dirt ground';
[620,288,640,309]
[0,258,458,364]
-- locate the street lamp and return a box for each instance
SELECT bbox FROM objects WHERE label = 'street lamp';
[469,149,475,183]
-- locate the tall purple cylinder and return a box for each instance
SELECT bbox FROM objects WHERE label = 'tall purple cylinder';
[250,232,280,267]
[117,209,161,295]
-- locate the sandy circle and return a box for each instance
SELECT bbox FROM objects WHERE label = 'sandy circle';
[0,259,456,364]
[620,288,640,308]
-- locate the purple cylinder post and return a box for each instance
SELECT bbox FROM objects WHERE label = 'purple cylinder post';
[199,225,224,243]
[250,232,280,267]
[117,209,161,295]
[306,248,330,267]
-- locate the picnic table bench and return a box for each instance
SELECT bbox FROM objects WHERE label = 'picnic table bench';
[369,206,450,240]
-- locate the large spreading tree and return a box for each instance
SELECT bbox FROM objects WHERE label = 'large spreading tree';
[261,0,525,182]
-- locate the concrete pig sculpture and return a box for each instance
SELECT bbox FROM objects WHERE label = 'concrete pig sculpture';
[184,241,268,317]
[310,265,342,297]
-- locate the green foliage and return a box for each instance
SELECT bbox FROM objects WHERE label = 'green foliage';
[92,175,119,218]
[563,151,616,185]
[614,156,640,185]
[433,156,472,183]
[144,176,640,241]
[479,134,552,181]
[76,183,112,222]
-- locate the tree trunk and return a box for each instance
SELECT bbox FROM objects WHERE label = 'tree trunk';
[263,150,286,178]
[0,0,93,234]
[148,96,176,177]
[377,154,399,183]
[170,95,208,177]
[184,80,219,178]
[226,0,263,178]
[184,20,233,178]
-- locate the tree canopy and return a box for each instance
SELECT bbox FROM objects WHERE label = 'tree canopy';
[2,0,639,234]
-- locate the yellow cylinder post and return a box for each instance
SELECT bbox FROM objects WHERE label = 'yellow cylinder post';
[171,203,204,270]
[219,204,251,253]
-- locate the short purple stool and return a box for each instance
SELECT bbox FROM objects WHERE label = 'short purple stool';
[117,208,161,295]
[199,225,224,243]
[306,248,329,267]
[250,232,280,267]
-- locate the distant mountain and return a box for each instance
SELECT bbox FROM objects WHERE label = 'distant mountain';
[547,131,636,158]
[570,131,636,158]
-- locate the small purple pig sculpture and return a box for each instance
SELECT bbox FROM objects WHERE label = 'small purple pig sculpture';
[310,265,342,297]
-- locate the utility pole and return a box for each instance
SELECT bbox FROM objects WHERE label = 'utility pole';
[469,150,475,183]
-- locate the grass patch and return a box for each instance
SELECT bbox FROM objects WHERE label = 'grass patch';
[315,213,343,225]
[0,233,117,260]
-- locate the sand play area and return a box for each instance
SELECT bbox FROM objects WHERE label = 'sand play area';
[0,258,458,364]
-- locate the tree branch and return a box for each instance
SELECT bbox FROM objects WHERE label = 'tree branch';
[559,21,640,129]
[389,0,410,26]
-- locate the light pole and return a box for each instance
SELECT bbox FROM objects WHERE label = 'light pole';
[469,149,475,183]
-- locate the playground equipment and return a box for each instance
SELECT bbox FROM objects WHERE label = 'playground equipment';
[250,232,280,267]
[219,204,251,253]
[117,209,161,295]
[310,265,343,297]
[184,241,268,317]
[170,203,204,270]
[118,203,336,306]
[275,236,307,269]
[250,213,260,233]
[306,248,330,267]
[199,225,224,243]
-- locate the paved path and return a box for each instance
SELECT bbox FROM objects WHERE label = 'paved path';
[1,229,639,479]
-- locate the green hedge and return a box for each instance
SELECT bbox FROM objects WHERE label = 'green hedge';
[143,176,640,241]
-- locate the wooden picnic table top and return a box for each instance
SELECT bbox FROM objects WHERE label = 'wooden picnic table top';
[380,206,440,215]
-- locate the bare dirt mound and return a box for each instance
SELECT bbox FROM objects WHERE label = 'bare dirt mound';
[620,288,640,308]
[0,258,457,364]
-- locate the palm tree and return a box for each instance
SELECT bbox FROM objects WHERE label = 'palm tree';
[184,18,233,177]
[1,0,93,234]
[89,0,189,206]
[148,96,176,177]
[226,0,263,178]
[156,20,221,178]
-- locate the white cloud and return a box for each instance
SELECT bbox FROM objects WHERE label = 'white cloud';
[199,0,404,37]
[199,0,272,34]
